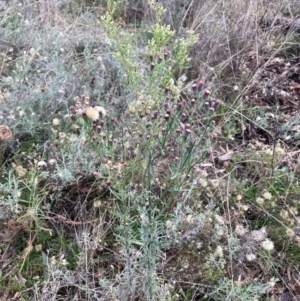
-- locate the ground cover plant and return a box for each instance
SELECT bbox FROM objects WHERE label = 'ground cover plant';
[1,0,300,300]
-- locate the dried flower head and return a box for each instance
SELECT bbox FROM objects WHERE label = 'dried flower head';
[235,224,247,236]
[256,197,264,205]
[250,226,267,241]
[263,191,272,200]
[261,238,274,251]
[129,106,136,114]
[94,106,107,117]
[15,165,27,177]
[85,107,99,121]
[246,253,257,261]
[52,118,60,126]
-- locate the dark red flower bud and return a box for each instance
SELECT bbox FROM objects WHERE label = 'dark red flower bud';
[151,110,158,119]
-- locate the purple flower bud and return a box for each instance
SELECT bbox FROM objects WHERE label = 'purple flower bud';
[177,102,183,110]
[96,125,102,132]
[192,83,197,91]
[150,63,155,70]
[111,117,116,123]
[204,102,210,107]
[157,56,163,63]
[182,99,187,105]
[197,80,204,90]
[185,123,190,129]
[214,99,221,108]
[164,113,170,121]
[166,109,171,115]
[191,98,196,105]
[162,127,166,133]
[204,90,211,96]
[70,114,76,121]
[209,107,215,114]
[181,113,187,120]
[69,105,76,111]
[211,120,216,125]
[185,128,191,135]
[176,128,181,134]
[164,87,170,94]
[164,103,169,110]
[164,50,170,59]
[149,53,154,61]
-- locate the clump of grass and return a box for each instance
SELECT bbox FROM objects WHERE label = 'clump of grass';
[2,0,300,300]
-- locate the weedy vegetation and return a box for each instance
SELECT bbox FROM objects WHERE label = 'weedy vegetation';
[1,0,300,300]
